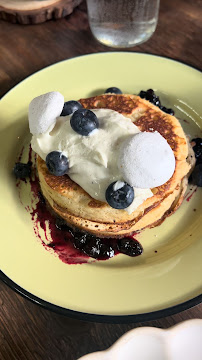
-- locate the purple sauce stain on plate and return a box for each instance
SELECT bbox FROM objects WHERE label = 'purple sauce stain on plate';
[15,146,143,265]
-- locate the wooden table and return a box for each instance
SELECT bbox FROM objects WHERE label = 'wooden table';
[0,1,201,359]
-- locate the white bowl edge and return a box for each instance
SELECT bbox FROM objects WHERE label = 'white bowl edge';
[77,319,202,360]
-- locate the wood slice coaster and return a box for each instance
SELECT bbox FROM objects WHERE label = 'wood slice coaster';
[0,0,83,24]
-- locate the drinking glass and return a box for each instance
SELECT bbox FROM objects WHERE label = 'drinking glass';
[86,0,160,48]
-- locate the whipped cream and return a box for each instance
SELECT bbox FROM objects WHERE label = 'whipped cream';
[31,109,153,214]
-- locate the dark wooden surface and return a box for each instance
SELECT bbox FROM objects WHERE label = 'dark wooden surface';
[0,1,202,359]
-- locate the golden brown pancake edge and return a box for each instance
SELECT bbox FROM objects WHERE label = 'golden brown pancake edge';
[36,94,194,237]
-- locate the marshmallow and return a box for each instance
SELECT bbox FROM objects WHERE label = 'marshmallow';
[118,132,175,189]
[28,91,64,135]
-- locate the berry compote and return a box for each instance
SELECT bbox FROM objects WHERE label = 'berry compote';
[34,191,143,264]
[139,89,175,115]
[15,150,143,265]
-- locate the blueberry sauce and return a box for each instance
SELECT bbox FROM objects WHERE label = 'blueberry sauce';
[189,138,202,187]
[29,186,142,264]
[185,186,197,202]
[15,146,143,265]
[139,89,175,115]
[191,138,202,165]
[117,238,143,257]
[30,191,89,264]
[18,146,24,162]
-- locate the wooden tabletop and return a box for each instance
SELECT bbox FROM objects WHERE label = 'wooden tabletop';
[0,0,202,359]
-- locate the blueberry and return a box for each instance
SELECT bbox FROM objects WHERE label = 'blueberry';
[117,238,143,257]
[60,100,82,116]
[105,87,122,94]
[82,236,101,258]
[46,151,69,176]
[83,237,115,259]
[72,232,115,259]
[191,164,202,187]
[147,89,161,107]
[160,106,175,116]
[70,109,99,136]
[55,217,72,232]
[73,233,88,250]
[13,161,32,178]
[139,88,161,107]
[192,138,202,164]
[99,243,115,259]
[139,89,175,115]
[139,90,147,98]
[105,181,134,209]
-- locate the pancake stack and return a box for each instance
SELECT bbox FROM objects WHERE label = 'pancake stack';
[37,94,194,238]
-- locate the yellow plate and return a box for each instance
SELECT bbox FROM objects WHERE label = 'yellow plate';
[0,53,202,322]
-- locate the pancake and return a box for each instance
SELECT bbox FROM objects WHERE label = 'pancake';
[36,94,193,237]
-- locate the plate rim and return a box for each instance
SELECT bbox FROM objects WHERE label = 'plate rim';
[1,270,201,323]
[0,52,202,322]
[0,51,201,102]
